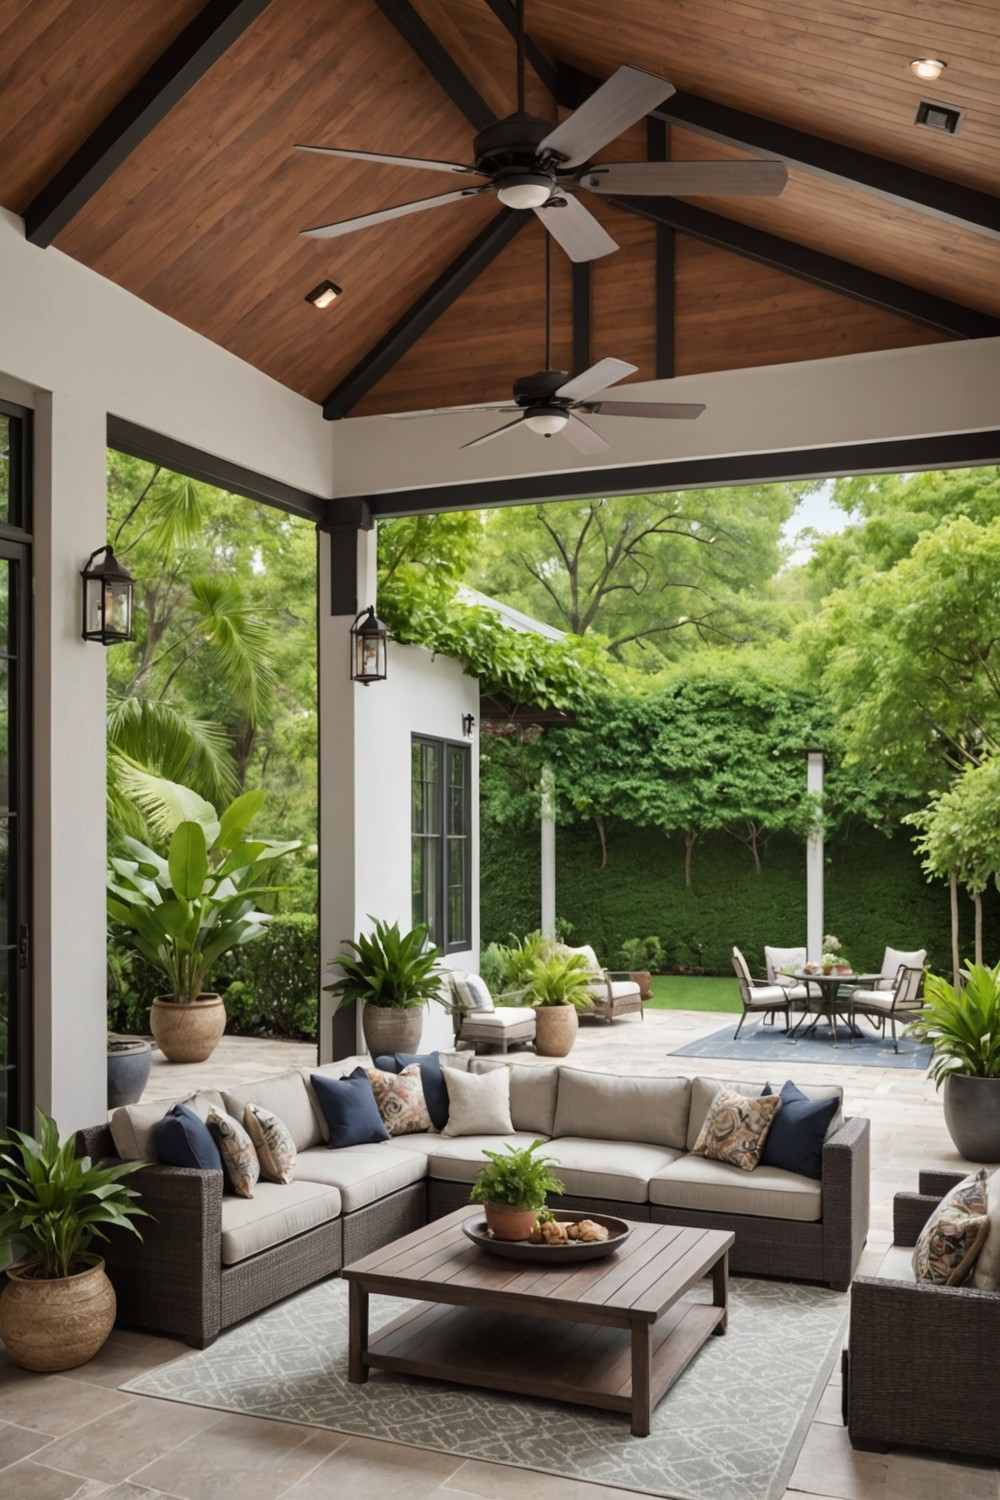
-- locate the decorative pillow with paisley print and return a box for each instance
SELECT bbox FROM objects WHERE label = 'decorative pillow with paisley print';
[243,1102,296,1184]
[366,1064,432,1136]
[206,1106,260,1198]
[912,1168,990,1285]
[691,1087,781,1172]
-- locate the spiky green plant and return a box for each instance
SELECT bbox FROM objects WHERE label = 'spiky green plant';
[907,962,1000,1088]
[524,950,595,1011]
[324,918,445,1011]
[469,1139,564,1211]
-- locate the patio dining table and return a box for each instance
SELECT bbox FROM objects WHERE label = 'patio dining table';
[789,969,881,1048]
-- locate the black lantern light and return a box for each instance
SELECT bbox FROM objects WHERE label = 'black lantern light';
[81,544,134,645]
[349,606,388,685]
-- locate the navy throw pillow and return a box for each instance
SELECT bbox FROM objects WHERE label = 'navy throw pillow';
[394,1051,448,1131]
[760,1081,839,1180]
[311,1068,389,1149]
[373,1055,401,1073]
[153,1103,223,1172]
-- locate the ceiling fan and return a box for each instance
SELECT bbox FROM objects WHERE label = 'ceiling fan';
[295,0,787,263]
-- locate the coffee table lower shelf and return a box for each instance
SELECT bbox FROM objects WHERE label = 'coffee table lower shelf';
[358,1296,726,1436]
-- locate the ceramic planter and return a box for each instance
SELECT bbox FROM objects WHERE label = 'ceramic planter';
[361,1005,424,1058]
[533,1004,578,1057]
[107,1038,152,1107]
[484,1204,539,1241]
[942,1074,1000,1163]
[150,994,226,1063]
[628,970,653,1000]
[0,1256,116,1371]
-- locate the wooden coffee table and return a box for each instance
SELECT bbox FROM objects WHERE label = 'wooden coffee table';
[343,1208,733,1437]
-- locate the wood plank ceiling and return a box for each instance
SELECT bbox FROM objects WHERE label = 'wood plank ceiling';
[0,0,997,419]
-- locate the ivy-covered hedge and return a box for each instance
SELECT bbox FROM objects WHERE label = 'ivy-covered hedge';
[480,820,997,975]
[108,912,319,1041]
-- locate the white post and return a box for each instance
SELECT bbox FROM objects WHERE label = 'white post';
[540,763,556,940]
[806,749,825,962]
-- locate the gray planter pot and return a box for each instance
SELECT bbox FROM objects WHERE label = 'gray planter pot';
[942,1073,1000,1163]
[107,1039,152,1108]
[361,1005,424,1059]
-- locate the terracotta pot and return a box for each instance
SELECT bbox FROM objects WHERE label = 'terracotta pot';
[822,965,832,974]
[361,1005,424,1058]
[484,1204,539,1241]
[0,1256,116,1371]
[150,994,226,1064]
[629,970,653,1000]
[533,1004,579,1057]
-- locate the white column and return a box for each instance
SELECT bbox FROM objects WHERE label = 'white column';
[806,749,825,963]
[540,763,556,940]
[33,390,109,1131]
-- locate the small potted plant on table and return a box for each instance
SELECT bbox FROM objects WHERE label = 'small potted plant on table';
[469,1139,565,1241]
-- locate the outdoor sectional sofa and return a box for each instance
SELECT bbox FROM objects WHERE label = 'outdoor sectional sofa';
[77,1054,870,1348]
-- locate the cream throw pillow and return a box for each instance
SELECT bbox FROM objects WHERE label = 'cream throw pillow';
[441,1065,514,1136]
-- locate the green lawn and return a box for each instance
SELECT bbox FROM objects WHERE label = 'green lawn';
[644,975,741,1013]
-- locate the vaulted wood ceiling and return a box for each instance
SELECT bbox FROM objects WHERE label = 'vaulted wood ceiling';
[1,0,997,420]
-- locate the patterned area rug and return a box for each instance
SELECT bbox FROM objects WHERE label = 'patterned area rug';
[669,1018,932,1069]
[124,1274,847,1500]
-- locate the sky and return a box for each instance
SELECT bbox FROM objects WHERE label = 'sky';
[781,478,848,566]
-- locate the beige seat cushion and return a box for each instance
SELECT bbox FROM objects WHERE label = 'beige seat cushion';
[223,1069,323,1152]
[460,1008,536,1031]
[293,1142,427,1212]
[426,1132,551,1184]
[685,1076,843,1152]
[220,1180,342,1265]
[589,980,641,1002]
[650,1155,822,1222]
[544,1138,683,1204]
[111,1089,226,1162]
[471,1060,559,1136]
[874,1244,917,1282]
[553,1068,691,1150]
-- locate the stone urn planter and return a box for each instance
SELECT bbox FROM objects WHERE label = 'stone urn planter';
[0,1256,116,1372]
[628,970,653,1000]
[361,1005,424,1059]
[107,1037,152,1107]
[943,1074,1000,1163]
[150,994,227,1064]
[533,1003,579,1057]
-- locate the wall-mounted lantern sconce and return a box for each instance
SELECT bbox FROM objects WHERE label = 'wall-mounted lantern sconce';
[81,544,134,645]
[350,606,388,685]
[462,713,476,737]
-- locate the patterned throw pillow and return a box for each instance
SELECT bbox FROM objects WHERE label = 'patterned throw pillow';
[451,973,495,1013]
[366,1065,432,1136]
[691,1087,781,1172]
[206,1107,260,1198]
[243,1102,296,1184]
[913,1169,990,1285]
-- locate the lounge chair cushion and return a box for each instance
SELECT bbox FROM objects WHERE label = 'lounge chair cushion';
[650,1155,823,1222]
[553,1067,690,1150]
[220,1180,342,1265]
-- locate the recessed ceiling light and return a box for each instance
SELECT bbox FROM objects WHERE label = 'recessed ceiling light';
[305,279,342,308]
[910,58,946,81]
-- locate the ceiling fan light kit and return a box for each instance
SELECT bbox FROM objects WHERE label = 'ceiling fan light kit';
[524,408,569,436]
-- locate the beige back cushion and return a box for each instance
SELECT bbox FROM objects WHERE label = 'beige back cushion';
[685,1076,844,1152]
[223,1069,321,1152]
[471,1059,559,1136]
[764,946,806,982]
[553,1068,691,1150]
[110,1088,226,1162]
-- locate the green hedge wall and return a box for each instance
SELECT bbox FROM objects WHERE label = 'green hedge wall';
[480,820,997,975]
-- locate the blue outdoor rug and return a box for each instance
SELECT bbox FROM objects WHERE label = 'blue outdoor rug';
[669,1018,932,1069]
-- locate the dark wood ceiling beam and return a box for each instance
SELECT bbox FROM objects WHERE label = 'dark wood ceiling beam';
[375,0,496,131]
[558,65,1000,244]
[611,196,1000,339]
[479,0,560,100]
[23,0,274,247]
[323,209,527,418]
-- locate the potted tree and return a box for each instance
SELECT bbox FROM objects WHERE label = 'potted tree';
[0,1111,148,1371]
[108,786,300,1063]
[523,950,595,1057]
[469,1139,565,1241]
[324,918,446,1056]
[616,936,665,1000]
[907,961,1000,1161]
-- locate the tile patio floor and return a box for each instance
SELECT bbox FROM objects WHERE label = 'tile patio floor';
[1,1009,995,1500]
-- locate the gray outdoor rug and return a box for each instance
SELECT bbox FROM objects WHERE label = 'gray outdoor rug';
[123,1274,847,1500]
[669,1018,932,1069]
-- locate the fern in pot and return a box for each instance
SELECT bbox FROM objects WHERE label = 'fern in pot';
[907,961,1000,1161]
[324,918,446,1056]
[469,1139,565,1241]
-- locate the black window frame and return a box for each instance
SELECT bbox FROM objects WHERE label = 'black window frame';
[411,734,471,955]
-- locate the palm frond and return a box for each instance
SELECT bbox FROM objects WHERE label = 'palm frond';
[111,763,220,846]
[107,694,238,809]
[188,575,276,720]
[143,474,209,557]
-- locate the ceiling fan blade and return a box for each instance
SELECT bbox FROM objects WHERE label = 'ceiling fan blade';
[390,404,517,420]
[584,400,706,419]
[563,414,610,455]
[538,66,675,169]
[533,194,618,263]
[460,416,528,449]
[301,188,485,239]
[556,358,638,401]
[295,145,483,176]
[580,160,788,197]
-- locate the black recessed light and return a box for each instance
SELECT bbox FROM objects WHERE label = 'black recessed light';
[914,99,964,135]
[305,279,342,308]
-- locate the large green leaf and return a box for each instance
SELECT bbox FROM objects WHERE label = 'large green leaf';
[217,789,266,854]
[168,822,209,901]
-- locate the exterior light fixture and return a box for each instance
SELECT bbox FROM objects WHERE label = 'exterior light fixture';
[524,408,569,437]
[462,713,476,737]
[909,58,946,81]
[350,606,388,685]
[305,279,342,308]
[81,544,134,645]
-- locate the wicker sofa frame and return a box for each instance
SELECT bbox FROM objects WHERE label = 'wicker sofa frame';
[846,1169,1000,1459]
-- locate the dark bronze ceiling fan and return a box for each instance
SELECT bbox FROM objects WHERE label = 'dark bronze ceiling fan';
[296,0,787,263]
